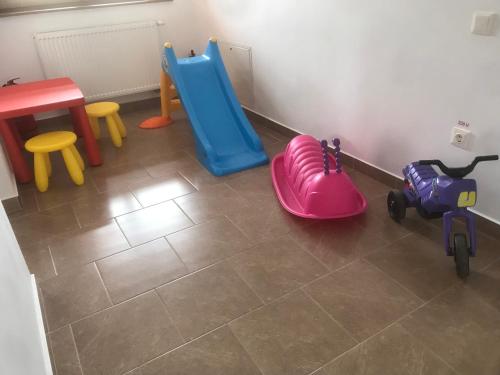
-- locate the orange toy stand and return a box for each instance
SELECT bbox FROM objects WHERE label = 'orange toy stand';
[139,69,182,129]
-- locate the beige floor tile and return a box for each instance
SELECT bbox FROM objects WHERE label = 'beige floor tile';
[157,262,262,340]
[21,243,56,282]
[466,233,500,271]
[323,323,455,375]
[466,260,500,311]
[166,217,251,272]
[230,290,356,375]
[34,169,99,211]
[174,183,248,224]
[72,291,182,375]
[97,238,188,304]
[6,188,38,219]
[116,201,193,246]
[226,199,311,243]
[40,263,112,331]
[229,236,328,302]
[225,165,276,206]
[49,220,130,272]
[90,162,151,192]
[10,204,79,246]
[129,173,196,207]
[401,286,500,375]
[124,369,143,375]
[289,219,389,271]
[364,232,459,301]
[71,191,142,227]
[177,160,229,189]
[353,194,428,244]
[141,151,198,178]
[305,260,422,340]
[263,139,288,159]
[49,325,83,375]
[141,326,261,375]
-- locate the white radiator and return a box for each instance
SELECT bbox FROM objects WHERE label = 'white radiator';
[34,21,162,101]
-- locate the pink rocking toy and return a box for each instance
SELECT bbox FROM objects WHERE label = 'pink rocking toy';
[271,135,367,219]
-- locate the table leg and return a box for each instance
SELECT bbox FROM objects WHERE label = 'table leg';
[6,119,24,150]
[0,119,32,183]
[69,105,102,166]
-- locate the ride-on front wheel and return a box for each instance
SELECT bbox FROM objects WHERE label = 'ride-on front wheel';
[454,234,469,279]
[387,191,406,222]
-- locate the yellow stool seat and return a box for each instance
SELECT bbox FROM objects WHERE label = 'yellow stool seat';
[85,101,127,147]
[85,102,120,117]
[24,131,85,193]
[25,131,77,153]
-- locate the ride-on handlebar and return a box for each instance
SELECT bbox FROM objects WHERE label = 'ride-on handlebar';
[419,155,498,178]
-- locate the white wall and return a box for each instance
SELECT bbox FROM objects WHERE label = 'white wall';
[0,204,52,375]
[202,0,500,223]
[0,0,208,83]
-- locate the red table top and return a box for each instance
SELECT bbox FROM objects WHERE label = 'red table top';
[0,77,85,120]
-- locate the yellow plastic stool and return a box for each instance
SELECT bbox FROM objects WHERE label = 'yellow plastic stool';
[25,131,85,192]
[85,102,127,147]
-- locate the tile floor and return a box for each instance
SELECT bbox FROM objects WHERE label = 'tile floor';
[7,101,500,375]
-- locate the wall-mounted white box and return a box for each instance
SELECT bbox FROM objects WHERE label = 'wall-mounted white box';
[471,11,497,36]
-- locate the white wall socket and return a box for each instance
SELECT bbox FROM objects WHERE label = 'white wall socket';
[450,126,472,150]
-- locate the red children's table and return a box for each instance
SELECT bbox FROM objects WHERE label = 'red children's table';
[0,78,102,183]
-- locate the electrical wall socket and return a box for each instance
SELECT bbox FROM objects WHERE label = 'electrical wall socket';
[450,126,472,150]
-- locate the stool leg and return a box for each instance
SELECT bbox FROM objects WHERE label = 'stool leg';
[89,117,101,139]
[70,144,85,171]
[112,113,127,138]
[105,115,122,147]
[34,153,49,192]
[43,153,52,177]
[61,147,84,186]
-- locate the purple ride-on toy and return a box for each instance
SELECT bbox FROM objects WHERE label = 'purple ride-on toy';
[387,155,498,279]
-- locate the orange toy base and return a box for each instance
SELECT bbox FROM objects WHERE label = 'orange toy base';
[139,116,173,129]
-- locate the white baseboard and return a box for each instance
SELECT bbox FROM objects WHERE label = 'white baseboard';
[31,275,53,375]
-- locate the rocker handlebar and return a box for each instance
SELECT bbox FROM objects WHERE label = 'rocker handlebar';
[419,155,498,178]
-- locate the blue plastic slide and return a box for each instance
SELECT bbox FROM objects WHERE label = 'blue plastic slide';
[164,38,268,176]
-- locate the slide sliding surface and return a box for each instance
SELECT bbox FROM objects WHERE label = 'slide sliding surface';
[164,39,268,176]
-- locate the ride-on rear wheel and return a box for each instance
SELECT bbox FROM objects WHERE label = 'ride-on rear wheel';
[387,191,406,222]
[454,234,469,279]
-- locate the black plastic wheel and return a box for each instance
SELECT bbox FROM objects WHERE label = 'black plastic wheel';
[387,191,406,222]
[416,200,443,219]
[454,233,469,279]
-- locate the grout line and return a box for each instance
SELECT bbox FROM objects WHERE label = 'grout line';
[71,204,83,230]
[113,216,133,249]
[163,236,190,275]
[302,287,360,344]
[360,257,426,305]
[154,289,187,344]
[286,232,337,272]
[227,261,266,306]
[46,244,59,277]
[68,324,85,375]
[93,262,114,306]
[172,199,195,225]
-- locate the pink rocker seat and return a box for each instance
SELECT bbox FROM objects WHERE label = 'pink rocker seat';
[271,135,367,219]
